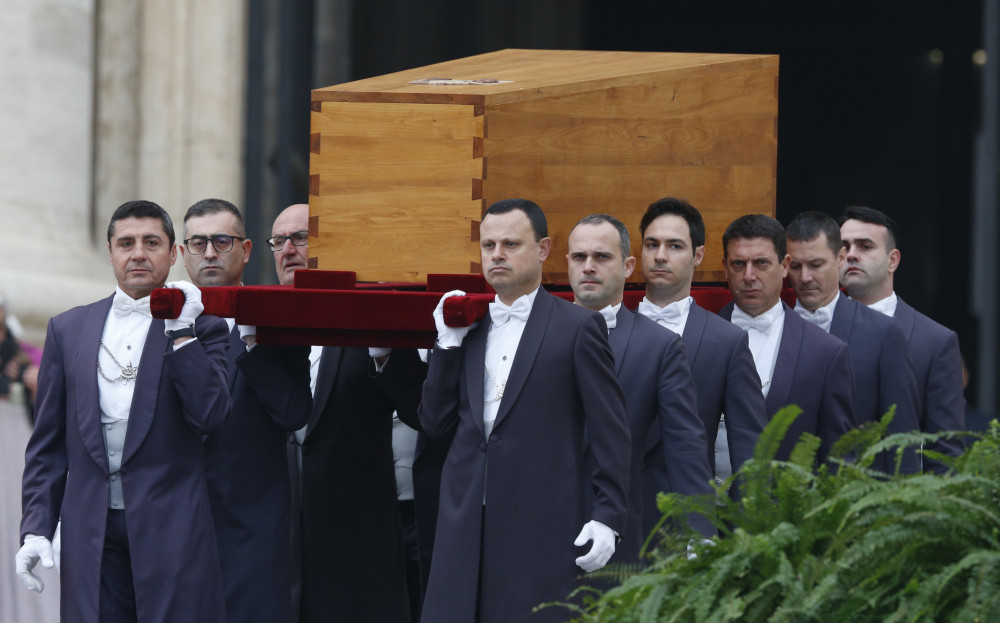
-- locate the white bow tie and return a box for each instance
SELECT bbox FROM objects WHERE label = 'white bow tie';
[794,304,832,328]
[637,299,683,325]
[599,306,617,331]
[489,297,531,328]
[112,294,151,317]
[731,307,778,334]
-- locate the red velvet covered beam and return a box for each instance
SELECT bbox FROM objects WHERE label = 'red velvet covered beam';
[149,270,794,348]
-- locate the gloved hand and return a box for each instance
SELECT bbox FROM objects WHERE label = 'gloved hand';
[15,534,54,592]
[238,324,256,347]
[52,521,61,571]
[164,281,204,334]
[574,520,616,572]
[434,290,476,349]
[369,347,391,372]
[685,538,715,560]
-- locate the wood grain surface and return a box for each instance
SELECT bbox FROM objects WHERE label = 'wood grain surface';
[310,50,778,283]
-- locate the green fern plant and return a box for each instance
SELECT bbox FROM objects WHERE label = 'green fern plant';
[559,408,1000,623]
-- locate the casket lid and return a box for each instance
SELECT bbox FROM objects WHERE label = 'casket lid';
[313,48,778,106]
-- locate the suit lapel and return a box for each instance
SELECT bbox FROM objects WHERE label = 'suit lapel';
[121,318,168,463]
[608,307,632,374]
[682,302,708,364]
[463,320,489,438]
[493,289,552,430]
[718,302,734,321]
[306,346,341,439]
[77,296,115,470]
[829,295,855,343]
[765,305,799,417]
[893,298,917,342]
[226,324,242,392]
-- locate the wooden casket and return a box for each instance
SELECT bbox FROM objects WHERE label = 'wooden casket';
[153,49,780,346]
[308,48,779,284]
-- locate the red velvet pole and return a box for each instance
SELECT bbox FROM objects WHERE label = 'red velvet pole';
[147,270,796,348]
[150,284,491,347]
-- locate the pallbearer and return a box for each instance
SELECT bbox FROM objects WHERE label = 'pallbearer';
[567,213,713,551]
[786,211,919,474]
[839,206,965,472]
[719,214,854,465]
[419,199,631,623]
[636,198,766,529]
[180,198,312,623]
[18,201,231,623]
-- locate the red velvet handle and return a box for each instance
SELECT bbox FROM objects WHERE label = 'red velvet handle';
[150,286,244,319]
[441,294,493,328]
[150,288,184,319]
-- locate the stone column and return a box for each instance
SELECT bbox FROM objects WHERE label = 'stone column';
[0,0,104,344]
[115,0,248,281]
[0,0,249,343]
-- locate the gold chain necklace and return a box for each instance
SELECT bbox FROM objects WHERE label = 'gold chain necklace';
[98,341,139,383]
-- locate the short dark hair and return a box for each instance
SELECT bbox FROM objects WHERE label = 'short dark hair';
[838,205,899,250]
[786,211,842,256]
[107,200,175,246]
[723,214,785,259]
[571,214,631,261]
[639,197,705,254]
[184,198,246,238]
[483,198,548,241]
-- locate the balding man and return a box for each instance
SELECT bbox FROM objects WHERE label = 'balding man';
[274,204,426,623]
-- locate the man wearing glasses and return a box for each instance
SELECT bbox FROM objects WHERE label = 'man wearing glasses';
[180,199,313,623]
[270,205,311,285]
[272,204,425,623]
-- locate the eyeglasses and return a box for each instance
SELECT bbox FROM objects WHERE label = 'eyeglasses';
[183,235,246,255]
[267,230,309,252]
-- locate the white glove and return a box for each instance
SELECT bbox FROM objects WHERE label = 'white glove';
[686,538,715,561]
[164,281,204,333]
[15,534,54,592]
[434,291,476,349]
[368,347,392,358]
[574,520,616,572]
[52,521,61,571]
[238,324,256,348]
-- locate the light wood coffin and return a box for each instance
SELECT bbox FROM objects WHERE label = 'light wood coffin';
[309,49,778,283]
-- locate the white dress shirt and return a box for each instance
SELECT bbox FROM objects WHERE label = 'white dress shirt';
[637,296,693,336]
[867,292,898,317]
[99,288,153,425]
[99,288,154,510]
[294,345,325,446]
[307,345,324,397]
[731,301,785,398]
[794,291,839,333]
[483,288,539,438]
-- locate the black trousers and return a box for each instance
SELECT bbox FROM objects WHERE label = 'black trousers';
[399,500,423,623]
[100,509,138,623]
